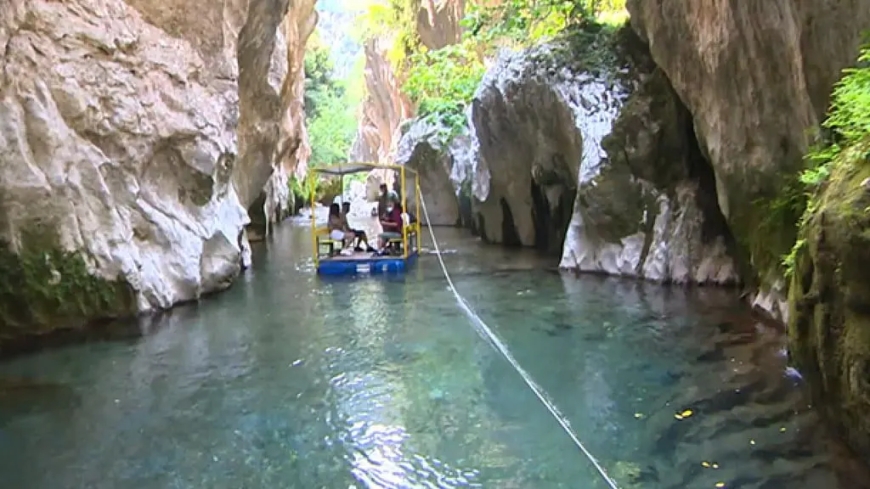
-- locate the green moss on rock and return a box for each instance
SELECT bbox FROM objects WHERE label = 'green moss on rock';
[787,136,870,457]
[730,172,807,286]
[0,227,136,341]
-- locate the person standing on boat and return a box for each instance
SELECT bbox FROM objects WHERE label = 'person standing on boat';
[341,202,375,252]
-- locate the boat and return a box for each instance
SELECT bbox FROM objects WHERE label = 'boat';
[309,162,421,275]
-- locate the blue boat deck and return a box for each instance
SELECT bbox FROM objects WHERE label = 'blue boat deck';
[317,250,418,275]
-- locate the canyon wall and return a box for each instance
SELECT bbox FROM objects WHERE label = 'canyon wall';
[626,0,870,319]
[355,0,465,199]
[456,26,738,282]
[0,0,313,338]
[627,0,870,458]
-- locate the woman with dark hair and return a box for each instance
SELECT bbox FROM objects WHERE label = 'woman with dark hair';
[327,203,352,247]
[341,202,375,252]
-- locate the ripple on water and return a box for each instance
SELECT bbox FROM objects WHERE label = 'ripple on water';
[0,226,866,489]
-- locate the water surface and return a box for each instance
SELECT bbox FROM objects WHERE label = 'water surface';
[0,220,865,489]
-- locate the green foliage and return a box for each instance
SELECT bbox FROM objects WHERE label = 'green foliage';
[354,0,422,65]
[304,35,344,118]
[750,174,806,279]
[304,31,357,168]
[355,1,629,140]
[823,46,870,145]
[462,0,625,44]
[404,40,486,135]
[782,41,870,278]
[0,229,134,333]
[802,43,870,183]
[307,91,356,168]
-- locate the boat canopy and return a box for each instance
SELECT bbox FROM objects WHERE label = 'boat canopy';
[309,161,422,273]
[310,162,418,176]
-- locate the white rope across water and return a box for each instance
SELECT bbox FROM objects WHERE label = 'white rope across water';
[416,185,620,489]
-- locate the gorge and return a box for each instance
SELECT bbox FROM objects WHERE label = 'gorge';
[2,0,870,481]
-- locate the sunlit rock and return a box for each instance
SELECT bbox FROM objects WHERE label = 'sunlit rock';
[468,26,737,283]
[416,0,464,49]
[0,0,307,334]
[395,118,475,227]
[350,38,413,166]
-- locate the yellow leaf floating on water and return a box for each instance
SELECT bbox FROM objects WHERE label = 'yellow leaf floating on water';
[634,413,645,419]
[715,483,726,488]
[780,427,787,432]
[701,461,711,468]
[674,409,694,420]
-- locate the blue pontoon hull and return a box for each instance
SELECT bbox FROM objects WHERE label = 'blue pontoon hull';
[316,252,418,275]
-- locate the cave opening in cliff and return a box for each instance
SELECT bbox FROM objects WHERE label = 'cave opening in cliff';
[499,198,523,247]
[683,112,740,275]
[530,182,574,255]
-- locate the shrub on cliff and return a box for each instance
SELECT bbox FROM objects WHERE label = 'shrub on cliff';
[356,1,628,139]
[783,42,870,276]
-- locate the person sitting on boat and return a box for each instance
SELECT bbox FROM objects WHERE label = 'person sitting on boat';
[377,182,399,220]
[341,201,375,252]
[377,194,404,253]
[327,203,353,249]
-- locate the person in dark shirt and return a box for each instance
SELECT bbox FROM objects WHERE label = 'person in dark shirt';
[377,194,404,253]
[341,202,374,252]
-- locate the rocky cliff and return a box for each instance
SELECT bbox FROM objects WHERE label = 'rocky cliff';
[788,141,870,458]
[416,0,464,49]
[351,38,412,165]
[0,0,313,339]
[395,118,475,227]
[245,0,317,239]
[398,25,737,282]
[354,0,465,199]
[626,0,870,318]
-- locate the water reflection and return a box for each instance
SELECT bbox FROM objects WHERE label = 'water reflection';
[0,225,865,489]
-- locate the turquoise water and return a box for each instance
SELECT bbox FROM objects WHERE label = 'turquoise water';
[0,220,865,489]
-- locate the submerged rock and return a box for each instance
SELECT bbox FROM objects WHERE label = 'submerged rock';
[0,0,311,337]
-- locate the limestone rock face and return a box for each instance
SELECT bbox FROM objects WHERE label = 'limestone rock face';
[626,0,870,312]
[469,43,583,253]
[353,0,465,201]
[350,39,412,165]
[244,0,317,235]
[788,149,870,459]
[395,118,475,227]
[468,27,737,282]
[416,0,464,50]
[567,64,737,284]
[0,0,306,335]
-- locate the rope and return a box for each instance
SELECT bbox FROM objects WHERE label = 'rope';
[416,185,620,489]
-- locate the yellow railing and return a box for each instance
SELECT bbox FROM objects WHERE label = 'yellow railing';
[307,162,421,268]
